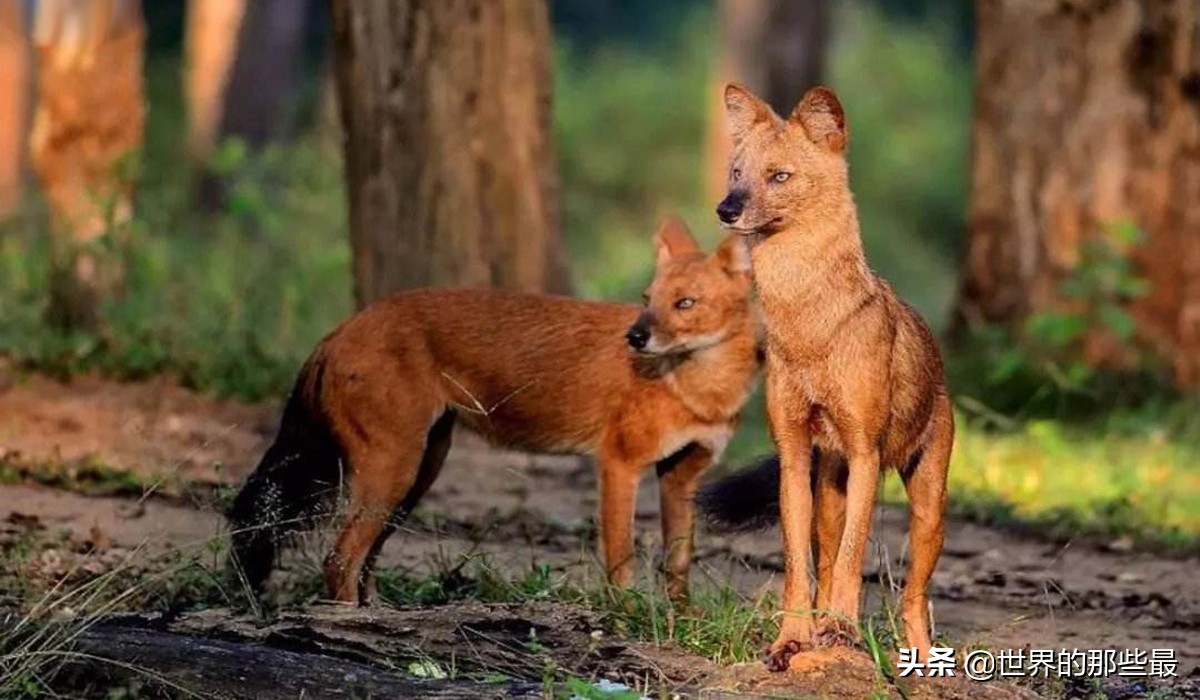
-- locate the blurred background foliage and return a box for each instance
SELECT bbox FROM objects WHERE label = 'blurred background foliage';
[0,0,1195,548]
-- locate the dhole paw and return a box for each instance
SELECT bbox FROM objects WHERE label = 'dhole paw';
[814,619,860,647]
[763,638,811,672]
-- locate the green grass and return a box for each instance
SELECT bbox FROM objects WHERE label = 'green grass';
[373,560,778,666]
[938,403,1200,549]
[0,457,148,500]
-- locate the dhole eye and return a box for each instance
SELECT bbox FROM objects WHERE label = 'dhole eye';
[732,168,741,181]
[641,292,650,305]
[674,297,695,310]
[772,172,791,184]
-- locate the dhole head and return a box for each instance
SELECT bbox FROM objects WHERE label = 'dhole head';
[715,83,849,235]
[625,216,752,355]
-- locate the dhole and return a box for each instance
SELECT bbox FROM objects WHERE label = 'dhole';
[699,84,953,670]
[228,217,760,603]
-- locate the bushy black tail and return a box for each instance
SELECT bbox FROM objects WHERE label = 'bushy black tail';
[227,357,341,591]
[695,454,782,533]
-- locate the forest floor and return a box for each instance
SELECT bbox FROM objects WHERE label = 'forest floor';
[1,370,1198,699]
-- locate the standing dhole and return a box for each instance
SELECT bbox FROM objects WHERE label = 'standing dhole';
[228,217,760,603]
[698,84,953,671]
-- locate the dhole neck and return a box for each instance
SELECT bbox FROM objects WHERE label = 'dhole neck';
[750,195,876,343]
[753,195,868,281]
[663,321,757,422]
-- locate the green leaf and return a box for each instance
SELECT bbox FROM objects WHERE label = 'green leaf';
[988,348,1027,384]
[407,660,448,679]
[1098,304,1135,340]
[1058,276,1088,300]
[210,137,248,175]
[1109,219,1144,246]
[1026,311,1088,348]
[1117,276,1150,299]
[1064,361,1095,388]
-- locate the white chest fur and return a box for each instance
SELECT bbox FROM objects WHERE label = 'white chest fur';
[657,423,733,463]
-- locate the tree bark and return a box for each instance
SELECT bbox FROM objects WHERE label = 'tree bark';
[708,0,831,200]
[30,0,145,330]
[0,0,30,218]
[331,0,571,307]
[184,0,247,161]
[956,0,1200,386]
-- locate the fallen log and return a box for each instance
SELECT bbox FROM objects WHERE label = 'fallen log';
[72,624,542,699]
[55,601,709,698]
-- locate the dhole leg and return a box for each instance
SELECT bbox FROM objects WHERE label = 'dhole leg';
[657,445,713,601]
[598,453,641,589]
[359,410,457,602]
[819,439,880,644]
[324,438,425,604]
[900,396,952,656]
[812,449,846,613]
[765,390,816,671]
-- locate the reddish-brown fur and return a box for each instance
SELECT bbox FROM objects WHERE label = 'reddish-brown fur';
[717,83,953,670]
[229,218,760,603]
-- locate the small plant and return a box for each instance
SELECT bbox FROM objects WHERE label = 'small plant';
[563,676,644,700]
[990,220,1149,395]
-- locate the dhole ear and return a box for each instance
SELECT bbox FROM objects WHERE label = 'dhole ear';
[654,215,700,267]
[715,235,752,276]
[789,86,848,153]
[724,83,776,145]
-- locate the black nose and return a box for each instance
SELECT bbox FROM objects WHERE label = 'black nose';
[716,195,744,224]
[625,326,649,350]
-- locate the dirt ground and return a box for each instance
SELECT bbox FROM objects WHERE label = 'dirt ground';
[2,372,1198,698]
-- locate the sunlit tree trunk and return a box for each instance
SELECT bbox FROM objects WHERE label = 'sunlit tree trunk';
[30,0,145,330]
[956,0,1200,386]
[0,0,30,218]
[185,0,308,212]
[184,0,246,161]
[331,0,570,307]
[218,0,308,150]
[707,0,830,200]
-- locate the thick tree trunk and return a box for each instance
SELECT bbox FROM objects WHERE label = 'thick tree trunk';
[957,0,1200,386]
[331,0,570,307]
[30,0,145,330]
[184,0,246,161]
[708,0,830,199]
[0,0,30,218]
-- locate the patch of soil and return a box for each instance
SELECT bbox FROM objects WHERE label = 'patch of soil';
[3,374,1199,698]
[708,646,1041,700]
[0,371,277,484]
[702,506,1200,677]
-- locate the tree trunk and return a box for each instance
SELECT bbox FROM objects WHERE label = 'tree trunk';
[0,0,30,218]
[707,0,830,200]
[30,0,145,330]
[218,0,309,150]
[184,0,247,161]
[330,0,570,307]
[185,0,309,210]
[957,0,1200,386]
